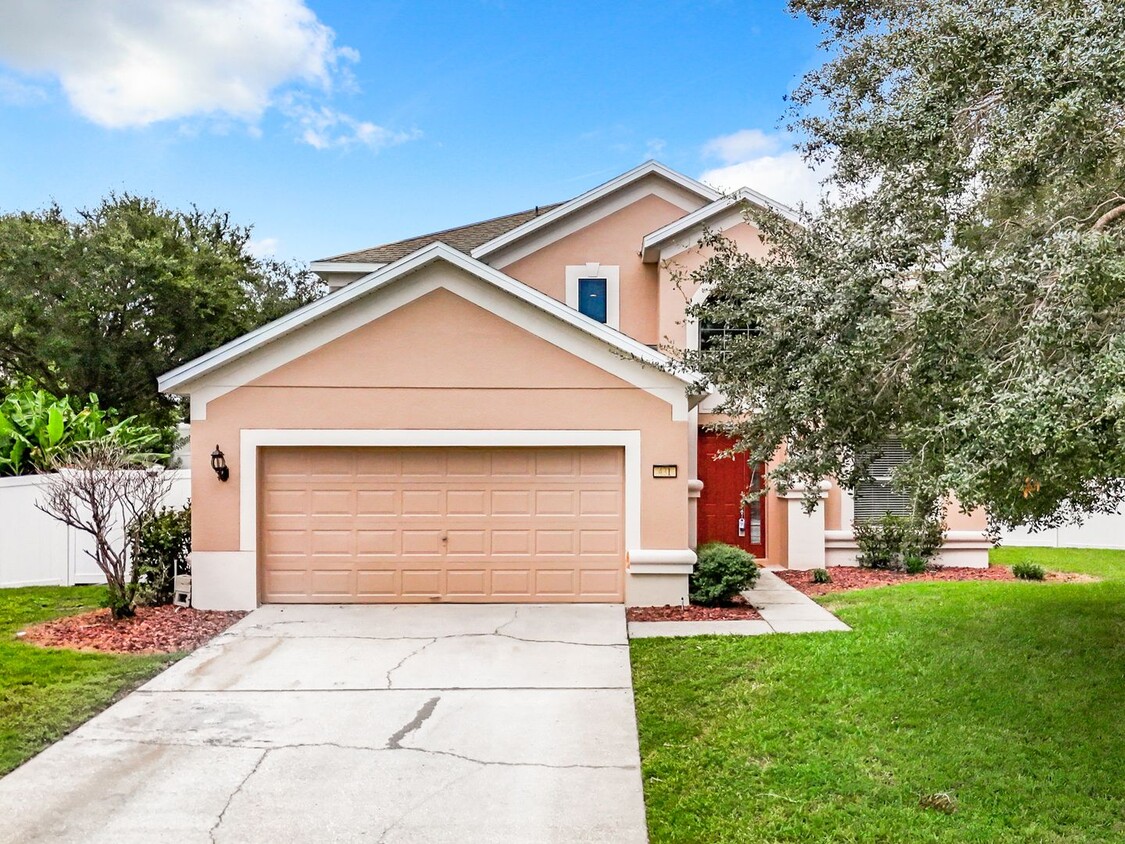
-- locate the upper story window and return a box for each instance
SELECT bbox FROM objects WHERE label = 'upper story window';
[696,290,759,356]
[577,278,608,323]
[566,263,620,329]
[699,320,758,354]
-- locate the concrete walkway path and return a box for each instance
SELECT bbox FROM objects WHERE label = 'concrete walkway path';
[629,569,851,638]
[0,604,648,844]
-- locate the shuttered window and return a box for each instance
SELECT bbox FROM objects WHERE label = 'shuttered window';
[854,440,913,521]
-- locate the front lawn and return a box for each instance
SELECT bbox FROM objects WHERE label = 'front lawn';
[631,548,1125,843]
[0,586,175,775]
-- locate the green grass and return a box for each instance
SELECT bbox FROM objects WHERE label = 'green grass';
[631,548,1125,843]
[0,586,176,775]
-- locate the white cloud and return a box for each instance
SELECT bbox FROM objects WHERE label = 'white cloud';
[0,0,416,150]
[700,129,830,210]
[282,98,421,151]
[247,236,280,258]
[702,128,780,164]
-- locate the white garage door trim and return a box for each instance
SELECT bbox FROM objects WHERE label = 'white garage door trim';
[239,429,642,553]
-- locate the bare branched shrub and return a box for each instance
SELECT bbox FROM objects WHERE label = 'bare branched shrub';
[37,441,173,619]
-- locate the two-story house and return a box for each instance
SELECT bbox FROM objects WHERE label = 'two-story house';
[159,161,989,610]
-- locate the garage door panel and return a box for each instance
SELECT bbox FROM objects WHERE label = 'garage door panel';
[401,450,445,476]
[401,489,443,516]
[535,489,576,516]
[447,489,488,516]
[356,569,398,596]
[446,530,487,555]
[490,569,532,596]
[260,446,624,603]
[446,569,488,596]
[356,490,397,516]
[310,530,353,556]
[401,530,444,555]
[535,450,578,477]
[401,569,442,595]
[356,530,397,555]
[579,529,621,555]
[491,489,532,516]
[309,568,355,597]
[535,530,575,555]
[308,449,356,478]
[491,530,531,556]
[355,450,399,478]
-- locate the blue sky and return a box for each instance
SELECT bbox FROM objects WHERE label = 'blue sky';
[0,1,824,263]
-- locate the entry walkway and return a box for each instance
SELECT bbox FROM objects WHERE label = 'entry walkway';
[628,568,851,638]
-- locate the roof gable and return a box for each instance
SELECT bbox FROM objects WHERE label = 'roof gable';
[470,161,721,266]
[640,188,798,262]
[159,242,703,419]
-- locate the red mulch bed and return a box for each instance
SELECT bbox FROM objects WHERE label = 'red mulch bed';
[627,594,763,622]
[19,605,247,654]
[775,565,1016,597]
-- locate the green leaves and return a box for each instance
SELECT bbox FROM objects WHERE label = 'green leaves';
[0,194,325,426]
[684,0,1125,530]
[0,384,172,477]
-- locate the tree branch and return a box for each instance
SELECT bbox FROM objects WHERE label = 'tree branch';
[1092,201,1125,232]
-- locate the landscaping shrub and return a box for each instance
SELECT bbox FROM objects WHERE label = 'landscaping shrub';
[131,504,192,606]
[811,567,832,584]
[854,513,944,570]
[0,384,171,476]
[1013,561,1046,581]
[904,554,928,575]
[690,542,759,606]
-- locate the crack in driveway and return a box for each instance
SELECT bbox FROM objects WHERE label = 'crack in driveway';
[386,697,440,749]
[208,748,268,842]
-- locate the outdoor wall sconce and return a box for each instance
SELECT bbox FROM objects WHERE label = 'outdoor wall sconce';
[210,445,230,482]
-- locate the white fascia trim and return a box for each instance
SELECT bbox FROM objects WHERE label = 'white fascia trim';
[565,264,620,330]
[641,188,798,263]
[161,242,699,398]
[471,161,721,264]
[309,261,388,274]
[188,267,694,421]
[238,429,643,554]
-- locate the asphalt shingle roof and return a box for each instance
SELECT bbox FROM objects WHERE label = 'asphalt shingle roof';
[318,204,564,264]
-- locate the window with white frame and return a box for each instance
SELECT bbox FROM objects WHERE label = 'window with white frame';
[696,290,759,356]
[853,440,914,521]
[565,264,620,329]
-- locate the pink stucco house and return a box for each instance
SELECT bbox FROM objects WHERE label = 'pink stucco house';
[159,162,989,610]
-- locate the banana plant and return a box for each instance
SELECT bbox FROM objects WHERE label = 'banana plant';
[0,384,171,476]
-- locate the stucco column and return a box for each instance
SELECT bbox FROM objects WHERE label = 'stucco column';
[779,481,830,570]
[687,478,704,548]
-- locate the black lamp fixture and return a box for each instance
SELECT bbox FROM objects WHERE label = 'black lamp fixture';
[210,445,230,482]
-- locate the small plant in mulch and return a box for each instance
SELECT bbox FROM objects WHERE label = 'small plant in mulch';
[904,554,928,575]
[853,512,945,571]
[811,567,832,584]
[690,542,760,606]
[1013,561,1047,581]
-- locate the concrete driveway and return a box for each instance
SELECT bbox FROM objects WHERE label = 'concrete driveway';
[0,604,648,843]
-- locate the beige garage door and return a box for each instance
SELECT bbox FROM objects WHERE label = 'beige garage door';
[259,446,625,603]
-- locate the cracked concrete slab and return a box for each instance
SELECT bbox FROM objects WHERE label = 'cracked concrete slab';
[0,604,647,843]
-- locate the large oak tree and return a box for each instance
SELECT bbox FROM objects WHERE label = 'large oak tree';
[0,195,324,425]
[685,0,1125,529]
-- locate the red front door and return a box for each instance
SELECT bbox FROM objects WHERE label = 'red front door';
[697,432,767,559]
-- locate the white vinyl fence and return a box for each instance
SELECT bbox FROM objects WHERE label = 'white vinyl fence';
[1001,505,1125,550]
[0,469,190,588]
